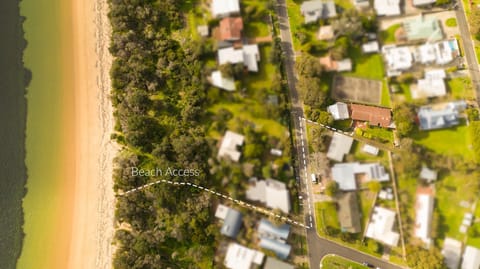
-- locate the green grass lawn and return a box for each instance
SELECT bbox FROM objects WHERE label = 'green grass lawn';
[466,205,480,248]
[286,0,305,50]
[334,0,355,9]
[448,77,476,100]
[359,190,376,228]
[242,0,271,38]
[315,202,340,235]
[350,141,388,166]
[345,46,385,80]
[380,24,401,44]
[436,173,479,241]
[356,126,394,144]
[381,80,391,107]
[446,18,458,27]
[321,254,369,269]
[413,125,475,162]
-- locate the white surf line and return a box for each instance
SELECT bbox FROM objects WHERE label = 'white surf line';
[299,116,314,228]
[122,179,310,229]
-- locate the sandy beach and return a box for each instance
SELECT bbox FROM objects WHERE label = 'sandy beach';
[68,0,116,268]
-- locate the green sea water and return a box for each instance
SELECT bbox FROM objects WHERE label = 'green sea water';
[17,0,75,268]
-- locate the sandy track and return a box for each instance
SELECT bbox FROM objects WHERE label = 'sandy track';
[68,0,116,268]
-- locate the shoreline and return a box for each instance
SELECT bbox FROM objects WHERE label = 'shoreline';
[68,0,116,268]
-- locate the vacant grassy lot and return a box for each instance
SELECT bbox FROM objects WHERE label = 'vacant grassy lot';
[381,80,391,107]
[436,173,479,241]
[321,254,369,269]
[345,46,385,80]
[448,77,476,100]
[243,45,276,91]
[286,0,303,49]
[315,202,340,235]
[413,125,475,162]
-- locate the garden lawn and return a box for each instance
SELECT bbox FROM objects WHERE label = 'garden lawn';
[351,141,388,166]
[359,190,376,227]
[380,24,401,44]
[466,205,480,248]
[243,45,276,91]
[436,173,479,241]
[315,202,339,235]
[345,46,385,80]
[286,0,303,49]
[209,103,287,139]
[242,0,270,38]
[321,254,369,269]
[446,18,457,27]
[413,125,475,162]
[381,80,391,107]
[334,0,354,9]
[448,77,475,100]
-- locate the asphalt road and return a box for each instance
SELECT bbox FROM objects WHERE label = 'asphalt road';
[456,0,480,104]
[274,1,403,268]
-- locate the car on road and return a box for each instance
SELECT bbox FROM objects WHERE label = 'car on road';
[362,262,374,268]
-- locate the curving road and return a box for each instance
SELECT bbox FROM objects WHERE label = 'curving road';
[274,1,404,268]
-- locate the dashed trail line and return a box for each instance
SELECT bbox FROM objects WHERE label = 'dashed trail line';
[121,179,311,229]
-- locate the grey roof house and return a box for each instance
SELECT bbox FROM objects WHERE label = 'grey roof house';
[327,133,354,162]
[331,162,390,191]
[259,238,292,260]
[215,204,243,238]
[246,178,291,213]
[418,101,467,131]
[264,257,294,269]
[300,0,337,23]
[257,219,292,260]
[327,102,350,120]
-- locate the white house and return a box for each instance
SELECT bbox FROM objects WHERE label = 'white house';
[331,162,390,191]
[218,45,261,72]
[382,45,413,75]
[412,69,447,99]
[442,238,462,269]
[362,41,380,54]
[210,70,236,91]
[300,0,337,23]
[366,207,400,246]
[327,133,354,162]
[413,0,436,6]
[462,246,480,269]
[224,243,265,269]
[414,187,434,246]
[246,178,291,213]
[327,102,350,120]
[374,0,401,16]
[414,39,460,65]
[211,0,240,18]
[218,131,245,162]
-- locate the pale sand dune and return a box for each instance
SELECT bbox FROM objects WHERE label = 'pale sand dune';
[68,0,116,268]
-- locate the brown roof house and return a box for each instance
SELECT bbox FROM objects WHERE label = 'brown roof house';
[319,55,352,72]
[350,104,392,128]
[219,17,243,41]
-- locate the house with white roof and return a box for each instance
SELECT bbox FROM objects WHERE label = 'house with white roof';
[300,0,337,23]
[218,130,245,162]
[382,45,413,76]
[374,0,401,16]
[366,206,400,246]
[411,69,447,99]
[414,187,434,246]
[327,102,350,120]
[224,243,265,269]
[218,45,261,72]
[246,178,291,213]
[210,70,236,91]
[362,144,379,156]
[442,238,462,269]
[420,166,438,182]
[327,133,354,162]
[413,0,436,6]
[418,101,467,130]
[211,0,240,18]
[462,246,480,269]
[414,39,460,65]
[362,41,380,54]
[318,25,334,40]
[331,162,390,191]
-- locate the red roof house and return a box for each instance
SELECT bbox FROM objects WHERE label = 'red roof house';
[350,104,392,128]
[219,17,243,41]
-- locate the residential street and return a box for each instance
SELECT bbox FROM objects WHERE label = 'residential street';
[456,0,480,104]
[274,0,403,268]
